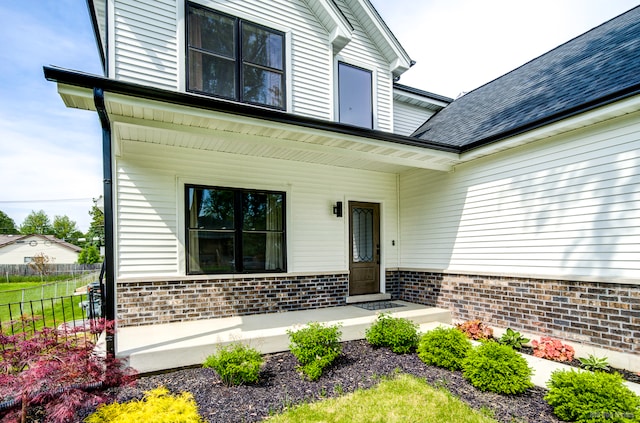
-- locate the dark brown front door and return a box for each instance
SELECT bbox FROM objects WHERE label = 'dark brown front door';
[349,202,380,296]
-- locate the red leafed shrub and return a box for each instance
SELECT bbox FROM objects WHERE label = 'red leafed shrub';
[531,336,575,362]
[0,318,136,423]
[455,320,494,341]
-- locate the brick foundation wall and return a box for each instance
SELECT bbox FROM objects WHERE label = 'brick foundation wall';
[396,270,640,354]
[117,273,349,326]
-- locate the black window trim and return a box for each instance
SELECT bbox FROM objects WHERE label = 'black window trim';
[186,2,287,111]
[185,183,287,275]
[337,61,374,129]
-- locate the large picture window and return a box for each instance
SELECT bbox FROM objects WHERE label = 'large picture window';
[187,3,286,109]
[186,185,286,274]
[338,62,373,128]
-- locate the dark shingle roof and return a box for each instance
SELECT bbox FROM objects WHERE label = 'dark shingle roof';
[412,6,640,150]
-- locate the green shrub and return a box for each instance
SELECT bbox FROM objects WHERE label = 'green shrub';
[365,313,420,354]
[578,354,610,372]
[417,327,472,371]
[203,343,264,386]
[287,322,342,381]
[498,328,530,350]
[462,341,533,394]
[86,386,204,422]
[545,369,640,423]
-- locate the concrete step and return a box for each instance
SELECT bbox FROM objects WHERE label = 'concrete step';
[118,300,451,374]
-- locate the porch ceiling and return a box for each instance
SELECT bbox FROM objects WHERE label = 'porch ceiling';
[58,84,461,173]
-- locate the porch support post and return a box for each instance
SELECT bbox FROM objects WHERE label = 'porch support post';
[94,87,115,355]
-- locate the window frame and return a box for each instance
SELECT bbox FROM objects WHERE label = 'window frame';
[185,184,287,275]
[337,61,373,129]
[186,2,287,110]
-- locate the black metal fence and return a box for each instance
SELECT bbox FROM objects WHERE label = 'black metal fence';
[0,289,102,342]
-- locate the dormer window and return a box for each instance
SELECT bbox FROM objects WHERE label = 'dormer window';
[187,3,286,110]
[338,62,373,129]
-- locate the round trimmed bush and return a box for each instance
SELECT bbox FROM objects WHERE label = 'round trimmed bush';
[365,313,420,354]
[417,326,472,371]
[462,341,533,394]
[203,343,264,386]
[545,369,640,423]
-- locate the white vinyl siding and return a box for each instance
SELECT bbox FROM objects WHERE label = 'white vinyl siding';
[399,112,640,281]
[334,0,393,132]
[393,101,436,136]
[115,141,399,278]
[110,0,398,126]
[112,0,179,90]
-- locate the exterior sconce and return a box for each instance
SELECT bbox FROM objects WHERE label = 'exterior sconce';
[333,201,343,217]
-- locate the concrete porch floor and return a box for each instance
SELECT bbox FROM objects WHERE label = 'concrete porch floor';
[117,300,452,374]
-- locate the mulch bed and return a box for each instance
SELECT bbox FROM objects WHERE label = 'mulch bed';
[78,340,564,423]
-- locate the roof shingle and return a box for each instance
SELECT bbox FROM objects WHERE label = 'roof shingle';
[412,6,640,149]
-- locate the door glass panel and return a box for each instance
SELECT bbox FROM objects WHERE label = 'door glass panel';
[352,207,373,262]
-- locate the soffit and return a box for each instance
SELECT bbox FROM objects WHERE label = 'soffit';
[57,84,460,173]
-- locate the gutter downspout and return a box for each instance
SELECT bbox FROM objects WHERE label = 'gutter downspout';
[93,87,115,356]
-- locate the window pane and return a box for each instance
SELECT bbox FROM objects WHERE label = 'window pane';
[243,192,283,231]
[338,63,373,128]
[187,187,235,230]
[242,23,283,70]
[242,65,284,107]
[188,230,235,273]
[188,7,235,57]
[243,232,285,271]
[189,51,236,98]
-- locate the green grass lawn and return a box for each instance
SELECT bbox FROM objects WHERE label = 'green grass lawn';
[267,373,497,423]
[0,276,96,331]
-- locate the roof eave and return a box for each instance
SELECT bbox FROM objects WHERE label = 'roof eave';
[459,82,640,153]
[43,65,459,154]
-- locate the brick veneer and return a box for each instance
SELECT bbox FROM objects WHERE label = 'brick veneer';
[117,273,348,326]
[396,270,640,354]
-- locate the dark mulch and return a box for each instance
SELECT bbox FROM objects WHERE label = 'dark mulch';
[519,346,640,384]
[79,340,562,423]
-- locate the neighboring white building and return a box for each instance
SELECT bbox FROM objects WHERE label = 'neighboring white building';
[0,234,81,265]
[44,1,640,357]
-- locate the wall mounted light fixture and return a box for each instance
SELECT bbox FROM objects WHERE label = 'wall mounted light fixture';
[333,201,343,217]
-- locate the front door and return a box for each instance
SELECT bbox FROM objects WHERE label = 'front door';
[349,202,380,295]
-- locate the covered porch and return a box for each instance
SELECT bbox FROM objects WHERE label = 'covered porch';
[116,300,451,374]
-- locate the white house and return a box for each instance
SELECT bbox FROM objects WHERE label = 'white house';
[45,1,639,358]
[0,234,81,265]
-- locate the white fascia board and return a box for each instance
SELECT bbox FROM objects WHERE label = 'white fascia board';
[354,0,411,76]
[460,94,640,163]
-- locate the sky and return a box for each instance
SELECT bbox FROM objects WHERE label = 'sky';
[0,0,637,233]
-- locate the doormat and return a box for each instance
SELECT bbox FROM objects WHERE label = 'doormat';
[353,301,405,311]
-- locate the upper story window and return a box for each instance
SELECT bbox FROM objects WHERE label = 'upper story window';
[186,185,286,274]
[338,62,373,129]
[187,3,286,110]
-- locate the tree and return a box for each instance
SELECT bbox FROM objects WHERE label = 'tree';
[0,209,19,234]
[52,215,82,244]
[86,200,105,246]
[19,210,53,235]
[78,245,102,264]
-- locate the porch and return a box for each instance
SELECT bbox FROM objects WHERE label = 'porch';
[116,300,451,374]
